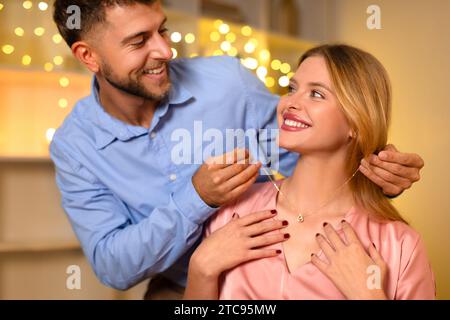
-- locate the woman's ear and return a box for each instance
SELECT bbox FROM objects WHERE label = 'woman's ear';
[71,41,100,73]
[348,130,357,141]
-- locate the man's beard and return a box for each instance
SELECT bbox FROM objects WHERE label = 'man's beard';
[102,62,171,101]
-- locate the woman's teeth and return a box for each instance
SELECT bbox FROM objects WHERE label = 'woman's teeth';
[144,66,164,75]
[284,119,311,129]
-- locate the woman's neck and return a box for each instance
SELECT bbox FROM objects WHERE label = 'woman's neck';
[280,150,356,219]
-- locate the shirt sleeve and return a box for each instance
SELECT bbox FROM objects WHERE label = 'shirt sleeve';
[50,141,216,290]
[395,235,436,299]
[236,59,299,178]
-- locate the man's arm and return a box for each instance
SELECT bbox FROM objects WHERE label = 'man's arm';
[51,142,215,290]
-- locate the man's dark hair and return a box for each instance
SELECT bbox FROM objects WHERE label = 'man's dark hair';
[53,0,157,47]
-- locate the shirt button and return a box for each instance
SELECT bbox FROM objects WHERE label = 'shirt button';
[150,132,157,139]
[170,174,177,181]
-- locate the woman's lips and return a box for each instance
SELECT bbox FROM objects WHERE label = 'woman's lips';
[281,113,312,132]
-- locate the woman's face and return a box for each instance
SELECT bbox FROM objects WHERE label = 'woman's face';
[277,56,353,155]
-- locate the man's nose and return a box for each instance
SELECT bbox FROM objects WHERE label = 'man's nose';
[150,34,173,61]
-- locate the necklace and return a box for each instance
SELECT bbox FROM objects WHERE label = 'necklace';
[262,167,359,223]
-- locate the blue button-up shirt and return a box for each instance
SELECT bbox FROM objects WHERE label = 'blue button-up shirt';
[50,56,298,290]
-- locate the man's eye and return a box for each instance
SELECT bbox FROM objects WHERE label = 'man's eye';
[131,39,145,47]
[311,90,324,99]
[288,86,297,94]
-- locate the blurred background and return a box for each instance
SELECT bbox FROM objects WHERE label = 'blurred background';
[0,0,449,299]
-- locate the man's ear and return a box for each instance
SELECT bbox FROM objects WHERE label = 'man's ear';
[71,41,100,73]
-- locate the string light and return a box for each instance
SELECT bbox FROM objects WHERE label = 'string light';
[218,23,230,35]
[244,42,256,54]
[171,48,178,59]
[52,34,63,44]
[227,47,238,57]
[259,49,271,62]
[22,55,32,66]
[213,50,224,56]
[256,66,268,82]
[241,26,252,37]
[190,53,199,58]
[242,57,258,70]
[209,31,220,42]
[265,77,275,88]
[58,98,68,108]
[53,56,63,65]
[2,45,14,55]
[280,63,291,74]
[213,20,223,29]
[34,27,45,36]
[59,77,70,87]
[279,76,290,87]
[185,33,195,44]
[170,32,182,43]
[44,62,54,72]
[271,59,282,71]
[14,27,25,37]
[0,3,4,11]
[220,41,231,52]
[38,1,48,11]
[225,33,236,43]
[46,128,56,143]
[23,1,32,10]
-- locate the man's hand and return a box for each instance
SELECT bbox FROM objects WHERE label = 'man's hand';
[192,148,262,207]
[359,144,424,197]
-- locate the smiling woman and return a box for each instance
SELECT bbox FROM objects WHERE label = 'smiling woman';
[184,44,435,300]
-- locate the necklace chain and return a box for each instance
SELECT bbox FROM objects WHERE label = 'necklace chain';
[262,167,359,223]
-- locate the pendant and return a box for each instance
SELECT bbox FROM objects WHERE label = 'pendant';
[297,214,304,223]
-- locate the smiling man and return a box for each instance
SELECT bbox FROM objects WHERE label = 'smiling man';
[50,0,424,299]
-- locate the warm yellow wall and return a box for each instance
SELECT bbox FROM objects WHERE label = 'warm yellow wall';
[0,70,90,157]
[326,0,450,299]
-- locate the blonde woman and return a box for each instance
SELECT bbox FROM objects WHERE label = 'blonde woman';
[184,44,435,300]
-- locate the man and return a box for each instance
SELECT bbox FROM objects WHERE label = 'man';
[51,0,424,298]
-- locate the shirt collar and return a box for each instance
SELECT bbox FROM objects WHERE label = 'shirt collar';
[89,70,194,150]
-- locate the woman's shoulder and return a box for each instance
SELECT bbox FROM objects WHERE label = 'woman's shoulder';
[356,209,425,259]
[373,217,421,246]
[205,181,280,235]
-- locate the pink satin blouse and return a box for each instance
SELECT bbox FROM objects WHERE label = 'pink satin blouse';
[205,181,436,300]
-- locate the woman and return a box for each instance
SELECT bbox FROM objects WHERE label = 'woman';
[184,44,435,300]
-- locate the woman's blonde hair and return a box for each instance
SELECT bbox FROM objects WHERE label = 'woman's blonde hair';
[299,44,407,223]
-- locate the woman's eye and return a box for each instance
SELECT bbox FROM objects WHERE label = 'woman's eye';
[311,90,324,99]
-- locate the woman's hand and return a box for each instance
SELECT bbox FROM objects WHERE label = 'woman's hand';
[184,209,289,300]
[311,220,388,300]
[190,209,289,279]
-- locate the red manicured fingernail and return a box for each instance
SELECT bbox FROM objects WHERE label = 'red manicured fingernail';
[311,253,315,257]
[341,219,347,224]
[284,233,290,239]
[323,222,328,227]
[315,233,320,237]
[276,250,282,254]
[282,220,289,226]
[271,210,277,215]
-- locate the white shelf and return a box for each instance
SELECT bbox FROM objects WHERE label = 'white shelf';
[0,240,81,253]
[0,156,52,164]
